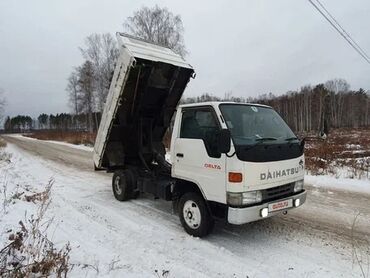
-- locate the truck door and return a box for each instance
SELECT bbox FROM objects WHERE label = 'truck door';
[172,107,226,203]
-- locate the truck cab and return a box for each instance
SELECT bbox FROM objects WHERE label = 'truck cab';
[171,102,306,233]
[94,33,306,237]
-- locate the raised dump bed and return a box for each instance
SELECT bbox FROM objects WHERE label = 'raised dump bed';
[94,33,194,171]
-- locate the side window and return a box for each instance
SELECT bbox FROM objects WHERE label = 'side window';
[180,108,221,158]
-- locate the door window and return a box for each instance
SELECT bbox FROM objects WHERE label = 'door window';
[180,108,221,158]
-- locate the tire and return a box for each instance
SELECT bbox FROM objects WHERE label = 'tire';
[178,192,214,237]
[112,170,134,201]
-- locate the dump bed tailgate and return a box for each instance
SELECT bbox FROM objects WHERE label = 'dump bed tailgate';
[94,33,194,169]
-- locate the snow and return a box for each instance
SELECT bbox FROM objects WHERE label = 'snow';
[39,139,93,152]
[0,143,369,277]
[7,133,94,152]
[305,174,370,195]
[345,144,362,150]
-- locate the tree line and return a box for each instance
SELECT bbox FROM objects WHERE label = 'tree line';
[4,115,33,132]
[4,78,369,134]
[3,113,101,132]
[181,78,369,134]
[256,80,369,133]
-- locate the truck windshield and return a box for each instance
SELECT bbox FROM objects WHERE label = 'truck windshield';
[219,104,296,145]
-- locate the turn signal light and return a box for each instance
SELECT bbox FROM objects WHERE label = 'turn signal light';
[228,172,243,183]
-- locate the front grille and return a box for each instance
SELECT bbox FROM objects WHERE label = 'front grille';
[261,183,295,202]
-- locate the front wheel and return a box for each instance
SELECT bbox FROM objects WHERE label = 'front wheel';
[178,192,214,237]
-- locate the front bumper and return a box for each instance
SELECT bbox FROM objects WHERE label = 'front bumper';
[227,190,307,225]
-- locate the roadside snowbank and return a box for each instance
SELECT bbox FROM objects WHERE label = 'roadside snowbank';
[7,134,93,152]
[305,174,370,195]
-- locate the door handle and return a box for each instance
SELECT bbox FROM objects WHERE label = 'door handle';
[176,153,184,158]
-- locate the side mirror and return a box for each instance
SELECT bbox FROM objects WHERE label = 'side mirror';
[217,129,231,154]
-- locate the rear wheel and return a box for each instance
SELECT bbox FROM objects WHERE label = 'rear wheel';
[112,170,135,201]
[178,192,214,237]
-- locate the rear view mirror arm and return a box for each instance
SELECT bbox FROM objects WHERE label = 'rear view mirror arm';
[225,151,236,158]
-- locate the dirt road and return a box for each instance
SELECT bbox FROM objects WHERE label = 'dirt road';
[4,134,370,243]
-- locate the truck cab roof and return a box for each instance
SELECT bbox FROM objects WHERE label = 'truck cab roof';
[179,101,272,109]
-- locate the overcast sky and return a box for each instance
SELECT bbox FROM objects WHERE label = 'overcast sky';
[1,0,369,118]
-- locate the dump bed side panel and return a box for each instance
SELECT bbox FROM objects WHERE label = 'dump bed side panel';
[93,47,135,168]
[94,33,194,170]
[117,33,191,69]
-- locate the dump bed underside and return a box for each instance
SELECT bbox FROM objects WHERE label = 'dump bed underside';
[94,33,194,170]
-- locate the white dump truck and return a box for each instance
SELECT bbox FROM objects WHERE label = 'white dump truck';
[94,33,306,237]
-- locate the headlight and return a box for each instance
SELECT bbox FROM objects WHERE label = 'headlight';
[227,190,262,206]
[294,179,304,192]
[242,191,262,204]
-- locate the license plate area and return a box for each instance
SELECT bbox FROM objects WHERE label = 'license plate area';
[268,199,292,212]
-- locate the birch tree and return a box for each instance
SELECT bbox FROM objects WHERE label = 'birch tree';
[123,5,187,57]
[324,79,349,127]
[80,33,118,112]
[0,88,6,122]
[77,61,96,133]
[66,70,80,116]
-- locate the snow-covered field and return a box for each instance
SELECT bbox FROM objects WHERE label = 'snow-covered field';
[1,136,370,277]
[305,129,370,181]
[306,174,370,195]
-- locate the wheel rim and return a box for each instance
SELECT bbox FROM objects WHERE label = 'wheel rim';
[114,176,122,195]
[183,200,201,229]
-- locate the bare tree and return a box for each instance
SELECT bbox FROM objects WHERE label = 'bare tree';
[77,61,96,133]
[366,90,370,127]
[66,70,80,115]
[0,88,6,122]
[80,33,118,112]
[123,5,187,57]
[66,71,81,130]
[325,78,350,127]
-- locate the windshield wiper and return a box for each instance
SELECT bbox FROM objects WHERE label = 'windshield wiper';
[285,137,299,141]
[244,137,277,151]
[255,137,278,141]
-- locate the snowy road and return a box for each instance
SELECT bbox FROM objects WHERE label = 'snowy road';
[2,135,370,277]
